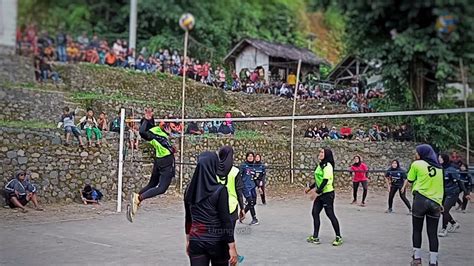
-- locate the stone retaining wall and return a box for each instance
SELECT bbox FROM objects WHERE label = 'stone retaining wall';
[0,127,417,203]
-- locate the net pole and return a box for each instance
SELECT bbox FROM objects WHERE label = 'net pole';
[116,108,125,212]
[290,59,302,184]
[179,30,189,193]
[460,58,470,165]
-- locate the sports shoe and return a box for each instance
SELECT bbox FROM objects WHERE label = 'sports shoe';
[126,204,133,223]
[351,200,357,205]
[131,192,140,215]
[438,228,448,237]
[250,218,259,225]
[360,202,366,207]
[448,222,460,233]
[411,258,422,266]
[385,208,393,213]
[332,236,343,246]
[306,236,321,244]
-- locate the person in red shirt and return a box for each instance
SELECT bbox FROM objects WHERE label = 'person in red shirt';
[340,124,353,140]
[350,155,369,206]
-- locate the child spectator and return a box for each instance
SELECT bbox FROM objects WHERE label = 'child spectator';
[369,125,382,141]
[80,184,103,205]
[329,127,341,140]
[105,49,117,66]
[355,125,367,141]
[79,109,102,147]
[4,171,43,212]
[304,127,314,138]
[340,124,353,140]
[97,112,108,131]
[218,122,234,137]
[186,121,203,135]
[58,107,84,146]
[128,122,140,150]
[39,57,59,83]
[380,125,390,140]
[110,111,121,133]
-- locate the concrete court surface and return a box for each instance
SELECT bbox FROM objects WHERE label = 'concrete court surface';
[0,191,473,266]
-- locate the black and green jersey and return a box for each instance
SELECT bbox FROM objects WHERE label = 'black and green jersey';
[407,160,444,205]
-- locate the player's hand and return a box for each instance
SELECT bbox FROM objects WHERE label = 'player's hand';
[239,210,245,222]
[228,244,238,265]
[304,188,311,194]
[465,194,471,201]
[186,240,189,256]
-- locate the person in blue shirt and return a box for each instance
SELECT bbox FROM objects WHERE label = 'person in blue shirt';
[385,160,411,213]
[254,154,267,205]
[81,184,103,205]
[456,162,472,212]
[239,152,259,225]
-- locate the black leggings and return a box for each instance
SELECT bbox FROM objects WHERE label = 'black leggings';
[311,191,341,238]
[442,194,458,229]
[412,193,441,252]
[456,196,469,210]
[353,181,368,203]
[139,155,175,200]
[188,241,229,266]
[244,196,257,219]
[388,186,411,210]
[259,184,266,204]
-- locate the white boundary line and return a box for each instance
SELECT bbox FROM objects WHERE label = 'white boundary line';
[127,108,474,123]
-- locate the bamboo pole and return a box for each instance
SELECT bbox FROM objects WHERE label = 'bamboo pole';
[290,59,302,184]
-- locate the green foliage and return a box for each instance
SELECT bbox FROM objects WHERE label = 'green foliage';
[203,104,225,114]
[319,64,331,80]
[19,0,309,60]
[234,130,263,140]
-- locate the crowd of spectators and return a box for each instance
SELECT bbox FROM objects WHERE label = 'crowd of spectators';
[304,123,413,142]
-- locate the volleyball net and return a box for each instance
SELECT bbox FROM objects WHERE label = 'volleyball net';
[114,107,474,212]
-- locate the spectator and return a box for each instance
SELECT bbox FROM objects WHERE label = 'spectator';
[450,151,462,167]
[79,108,102,147]
[80,184,103,205]
[304,127,314,138]
[218,122,234,137]
[56,30,67,62]
[77,31,89,46]
[67,42,80,62]
[4,171,43,212]
[128,122,140,150]
[368,125,382,141]
[58,107,84,146]
[186,121,203,135]
[355,125,367,141]
[89,33,100,48]
[105,49,117,66]
[380,125,390,140]
[97,112,108,131]
[39,56,60,83]
[287,71,296,87]
[33,54,41,81]
[399,124,413,142]
[340,124,353,140]
[110,111,121,133]
[319,123,330,139]
[329,126,341,140]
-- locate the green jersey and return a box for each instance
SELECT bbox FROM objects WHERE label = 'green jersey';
[149,126,172,158]
[407,160,444,205]
[314,163,334,194]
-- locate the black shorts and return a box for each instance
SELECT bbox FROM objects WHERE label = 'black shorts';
[6,193,29,208]
[188,240,229,265]
[412,192,441,219]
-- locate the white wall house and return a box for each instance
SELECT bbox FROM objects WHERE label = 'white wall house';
[0,0,18,54]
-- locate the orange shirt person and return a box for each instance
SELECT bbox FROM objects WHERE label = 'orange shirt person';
[105,50,117,66]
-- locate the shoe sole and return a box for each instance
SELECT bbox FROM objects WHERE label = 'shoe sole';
[126,204,133,223]
[332,242,343,246]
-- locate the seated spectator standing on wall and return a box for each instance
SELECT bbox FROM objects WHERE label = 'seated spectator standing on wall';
[97,112,108,131]
[105,49,117,67]
[79,109,102,147]
[110,111,122,133]
[304,127,314,138]
[355,125,367,141]
[4,171,43,212]
[80,184,103,205]
[399,124,413,142]
[329,127,341,140]
[218,122,234,137]
[380,125,390,140]
[58,107,84,147]
[39,57,59,83]
[186,121,203,135]
[319,123,330,139]
[340,124,353,140]
[369,125,382,141]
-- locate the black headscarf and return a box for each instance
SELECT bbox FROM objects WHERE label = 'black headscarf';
[184,151,222,204]
[353,155,362,167]
[217,146,234,178]
[439,153,450,169]
[416,144,441,168]
[320,148,335,169]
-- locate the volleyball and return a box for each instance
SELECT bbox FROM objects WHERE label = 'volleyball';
[179,13,195,31]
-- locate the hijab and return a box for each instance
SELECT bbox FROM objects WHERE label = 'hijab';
[184,151,222,204]
[416,144,441,168]
[217,146,234,178]
[353,155,362,167]
[320,148,335,169]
